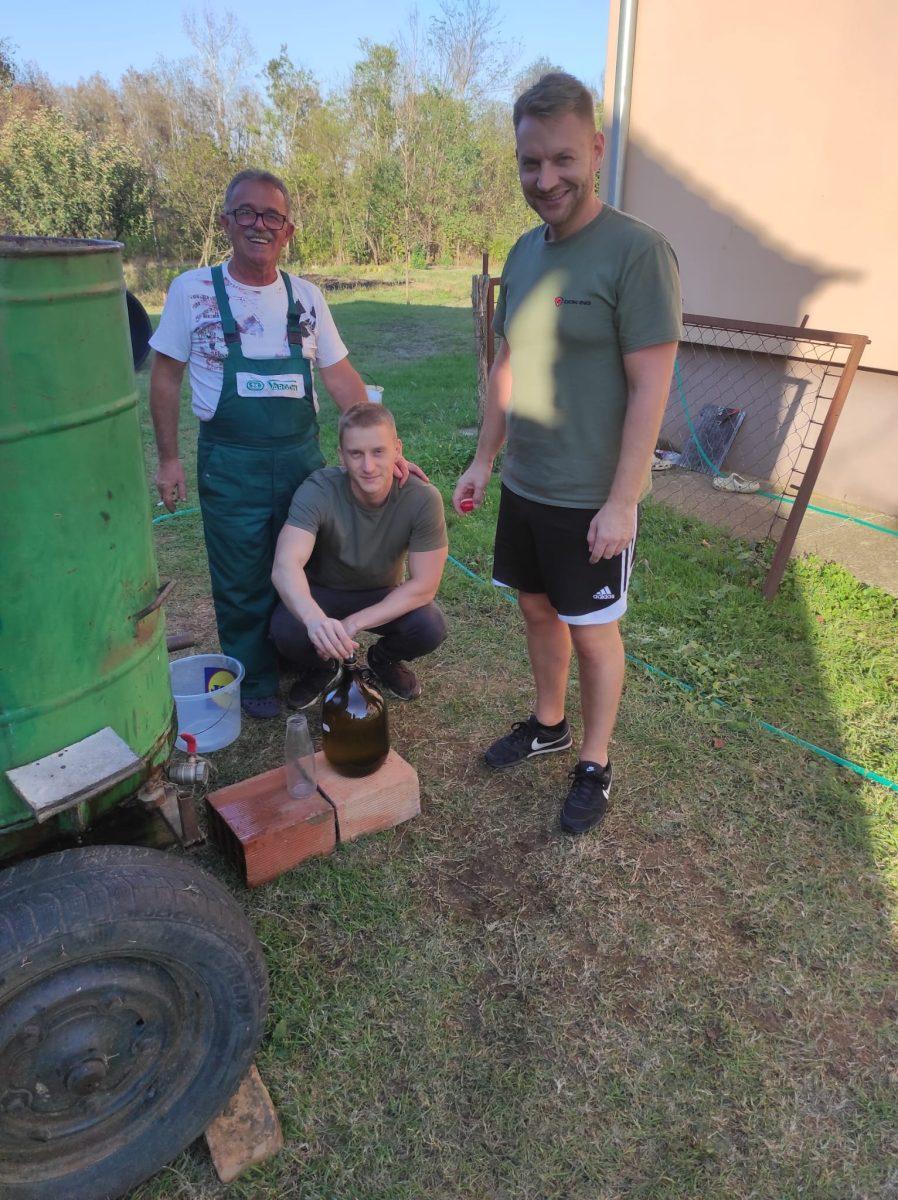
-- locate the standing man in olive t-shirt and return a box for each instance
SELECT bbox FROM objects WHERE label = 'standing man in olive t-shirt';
[453,72,682,835]
[272,404,448,707]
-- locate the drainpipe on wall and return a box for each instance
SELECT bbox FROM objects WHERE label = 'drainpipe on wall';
[605,0,639,209]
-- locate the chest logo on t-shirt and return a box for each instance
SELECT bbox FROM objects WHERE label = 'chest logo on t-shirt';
[554,295,593,307]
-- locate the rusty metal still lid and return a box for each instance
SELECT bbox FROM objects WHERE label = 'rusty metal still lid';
[0,235,124,256]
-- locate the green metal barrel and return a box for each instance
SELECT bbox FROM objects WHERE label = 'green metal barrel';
[0,237,174,854]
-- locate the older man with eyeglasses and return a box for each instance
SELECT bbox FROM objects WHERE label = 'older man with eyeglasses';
[149,169,422,718]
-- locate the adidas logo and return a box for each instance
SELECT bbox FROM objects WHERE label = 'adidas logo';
[592,586,615,600]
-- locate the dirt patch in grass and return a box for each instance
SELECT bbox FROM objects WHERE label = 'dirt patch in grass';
[349,317,470,366]
[433,840,557,923]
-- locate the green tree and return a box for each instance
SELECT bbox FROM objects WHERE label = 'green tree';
[0,105,149,242]
[0,14,558,267]
[0,38,16,89]
[263,46,320,159]
[348,42,402,264]
[154,133,235,264]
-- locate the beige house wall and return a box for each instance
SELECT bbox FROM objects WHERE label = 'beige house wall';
[602,0,898,515]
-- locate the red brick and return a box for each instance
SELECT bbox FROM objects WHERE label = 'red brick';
[205,765,335,887]
[315,748,420,842]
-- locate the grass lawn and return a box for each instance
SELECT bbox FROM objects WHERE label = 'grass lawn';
[133,267,897,1199]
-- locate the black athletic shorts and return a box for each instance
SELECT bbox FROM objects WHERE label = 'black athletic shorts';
[492,484,637,624]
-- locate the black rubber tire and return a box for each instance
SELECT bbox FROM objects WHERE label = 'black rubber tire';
[0,845,269,1200]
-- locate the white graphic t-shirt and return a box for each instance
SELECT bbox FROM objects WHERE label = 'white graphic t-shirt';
[149,261,348,420]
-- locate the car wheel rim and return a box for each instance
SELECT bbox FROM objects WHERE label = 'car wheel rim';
[0,955,211,1178]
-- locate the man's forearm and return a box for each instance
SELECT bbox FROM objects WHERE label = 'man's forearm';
[607,386,668,507]
[272,562,326,626]
[149,357,184,461]
[320,359,368,413]
[347,579,437,633]
[607,342,678,509]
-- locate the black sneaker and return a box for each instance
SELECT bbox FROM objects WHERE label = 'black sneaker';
[483,714,573,770]
[367,642,421,701]
[559,760,612,835]
[287,661,339,710]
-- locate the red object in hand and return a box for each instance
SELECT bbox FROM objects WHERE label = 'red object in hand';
[459,497,475,514]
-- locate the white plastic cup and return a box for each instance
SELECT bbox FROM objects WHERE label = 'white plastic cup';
[365,384,384,404]
[285,713,316,799]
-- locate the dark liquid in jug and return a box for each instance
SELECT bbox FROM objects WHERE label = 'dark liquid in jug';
[321,655,390,777]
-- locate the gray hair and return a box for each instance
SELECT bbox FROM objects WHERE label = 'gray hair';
[512,72,595,130]
[223,170,292,217]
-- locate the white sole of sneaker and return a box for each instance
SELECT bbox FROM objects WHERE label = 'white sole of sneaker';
[485,736,574,770]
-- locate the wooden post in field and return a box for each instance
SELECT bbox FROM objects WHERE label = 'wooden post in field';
[471,252,490,421]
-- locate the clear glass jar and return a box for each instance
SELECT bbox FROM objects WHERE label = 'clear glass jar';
[284,712,317,800]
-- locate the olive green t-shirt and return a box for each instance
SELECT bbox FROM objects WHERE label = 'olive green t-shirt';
[286,467,448,590]
[493,205,682,508]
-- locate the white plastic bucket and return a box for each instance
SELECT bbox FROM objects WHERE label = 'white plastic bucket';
[169,654,244,752]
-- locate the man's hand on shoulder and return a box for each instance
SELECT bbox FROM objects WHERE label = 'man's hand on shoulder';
[394,454,429,486]
[587,499,637,563]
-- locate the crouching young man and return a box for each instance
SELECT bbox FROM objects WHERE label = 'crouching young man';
[271,404,449,707]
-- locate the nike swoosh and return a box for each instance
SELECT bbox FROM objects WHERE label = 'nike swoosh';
[531,736,563,751]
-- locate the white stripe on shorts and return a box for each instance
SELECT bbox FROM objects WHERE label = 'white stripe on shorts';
[558,528,637,626]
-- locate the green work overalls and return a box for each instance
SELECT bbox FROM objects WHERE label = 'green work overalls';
[197,264,325,698]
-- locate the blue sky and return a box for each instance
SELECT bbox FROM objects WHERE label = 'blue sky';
[8,0,609,96]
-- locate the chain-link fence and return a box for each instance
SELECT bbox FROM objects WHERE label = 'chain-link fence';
[475,267,868,599]
[655,315,867,595]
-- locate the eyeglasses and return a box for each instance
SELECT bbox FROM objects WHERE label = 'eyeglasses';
[227,206,289,231]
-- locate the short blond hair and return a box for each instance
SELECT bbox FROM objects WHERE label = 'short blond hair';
[338,402,397,445]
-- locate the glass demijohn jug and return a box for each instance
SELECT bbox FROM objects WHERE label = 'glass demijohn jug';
[321,654,390,777]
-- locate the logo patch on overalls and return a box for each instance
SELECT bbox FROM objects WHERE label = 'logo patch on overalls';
[236,372,306,398]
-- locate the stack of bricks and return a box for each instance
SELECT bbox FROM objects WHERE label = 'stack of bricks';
[205,749,420,887]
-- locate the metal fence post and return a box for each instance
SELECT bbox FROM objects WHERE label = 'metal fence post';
[471,253,491,421]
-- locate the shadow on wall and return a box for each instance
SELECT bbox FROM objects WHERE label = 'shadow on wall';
[621,139,898,517]
[623,140,862,327]
[616,140,870,519]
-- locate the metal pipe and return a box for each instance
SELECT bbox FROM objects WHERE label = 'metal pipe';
[604,0,639,208]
